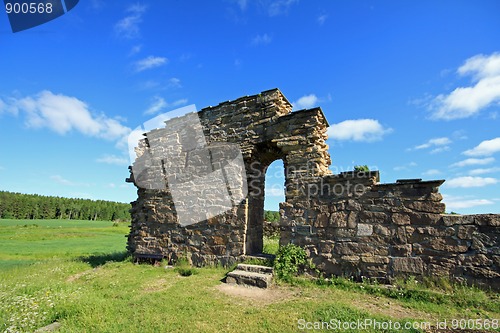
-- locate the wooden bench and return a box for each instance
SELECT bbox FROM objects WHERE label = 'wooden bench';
[134,252,164,265]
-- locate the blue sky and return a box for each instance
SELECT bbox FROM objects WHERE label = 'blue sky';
[1,0,499,214]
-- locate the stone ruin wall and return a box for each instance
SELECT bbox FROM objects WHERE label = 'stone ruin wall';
[127,88,500,290]
[284,172,500,289]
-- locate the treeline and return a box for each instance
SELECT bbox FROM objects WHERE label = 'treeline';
[0,191,131,221]
[264,210,280,222]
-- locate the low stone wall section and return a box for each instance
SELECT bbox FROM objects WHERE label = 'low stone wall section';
[281,172,499,290]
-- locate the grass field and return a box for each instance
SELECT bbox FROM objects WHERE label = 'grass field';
[0,219,129,270]
[0,219,499,333]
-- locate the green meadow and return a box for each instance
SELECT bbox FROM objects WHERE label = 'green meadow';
[0,219,498,333]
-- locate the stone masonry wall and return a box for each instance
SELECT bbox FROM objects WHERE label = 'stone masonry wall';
[283,172,500,290]
[128,88,500,290]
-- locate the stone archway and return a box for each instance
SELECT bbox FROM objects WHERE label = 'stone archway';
[127,88,331,265]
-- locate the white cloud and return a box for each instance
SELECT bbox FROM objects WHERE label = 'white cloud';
[412,137,451,154]
[328,119,392,142]
[51,175,74,186]
[430,52,500,120]
[292,94,318,110]
[129,44,142,56]
[444,194,494,210]
[450,157,495,168]
[452,130,468,140]
[430,146,450,154]
[171,99,188,107]
[267,0,298,16]
[168,78,182,88]
[5,91,130,142]
[423,169,441,176]
[393,162,417,172]
[144,96,167,115]
[144,96,188,115]
[317,13,328,25]
[137,78,181,90]
[96,154,129,166]
[114,4,147,39]
[463,137,500,156]
[469,167,500,175]
[0,97,18,115]
[445,176,498,188]
[414,137,452,150]
[251,33,272,46]
[135,56,168,72]
[458,52,500,79]
[236,0,248,10]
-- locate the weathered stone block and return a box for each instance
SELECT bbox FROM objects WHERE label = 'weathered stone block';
[334,242,373,256]
[408,212,442,225]
[457,225,478,239]
[318,240,335,254]
[392,257,424,274]
[462,266,500,279]
[390,244,412,257]
[361,255,390,264]
[392,226,415,244]
[391,213,410,225]
[475,214,500,226]
[459,254,493,266]
[347,212,358,228]
[356,224,373,236]
[410,226,456,243]
[471,232,495,253]
[404,201,445,214]
[426,237,469,253]
[441,214,474,226]
[361,264,389,277]
[330,211,348,227]
[316,213,329,227]
[428,264,452,277]
[340,255,360,263]
[373,224,390,237]
[358,211,389,223]
[330,227,357,238]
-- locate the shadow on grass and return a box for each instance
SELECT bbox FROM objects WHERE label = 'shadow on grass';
[79,251,130,268]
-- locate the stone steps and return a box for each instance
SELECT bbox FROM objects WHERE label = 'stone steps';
[243,253,275,261]
[225,264,273,288]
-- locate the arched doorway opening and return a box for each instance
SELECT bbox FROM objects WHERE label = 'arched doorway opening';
[244,144,285,255]
[263,159,285,254]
